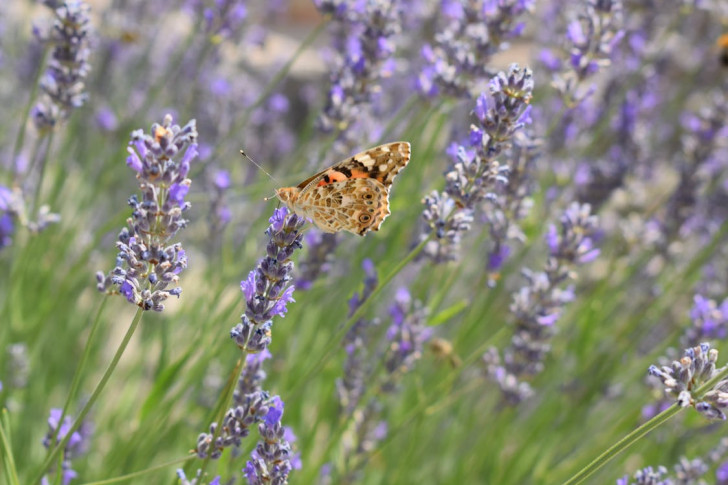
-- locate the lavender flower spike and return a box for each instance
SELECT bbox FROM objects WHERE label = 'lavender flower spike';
[648,343,728,420]
[32,0,92,131]
[421,64,533,262]
[96,115,197,312]
[244,396,297,485]
[230,207,305,353]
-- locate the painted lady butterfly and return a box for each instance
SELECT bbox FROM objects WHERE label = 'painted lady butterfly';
[276,142,411,236]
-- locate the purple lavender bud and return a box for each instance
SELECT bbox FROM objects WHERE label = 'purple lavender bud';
[0,186,16,249]
[551,0,624,105]
[648,343,728,420]
[42,408,92,485]
[243,396,296,484]
[96,115,197,312]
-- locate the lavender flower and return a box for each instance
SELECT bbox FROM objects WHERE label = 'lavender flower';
[417,0,534,98]
[551,0,624,107]
[315,0,404,151]
[382,288,432,391]
[96,115,197,312]
[42,409,92,485]
[32,0,92,132]
[244,396,297,485]
[421,64,533,262]
[234,349,272,404]
[648,343,728,420]
[682,294,728,347]
[230,207,305,353]
[482,126,540,284]
[653,99,728,254]
[616,466,669,485]
[195,390,270,459]
[485,202,600,404]
[195,208,303,470]
[0,185,14,249]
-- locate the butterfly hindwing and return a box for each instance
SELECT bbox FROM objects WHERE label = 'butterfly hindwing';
[297,177,390,235]
[276,141,411,235]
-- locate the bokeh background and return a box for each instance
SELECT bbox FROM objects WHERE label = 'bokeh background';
[1,0,728,484]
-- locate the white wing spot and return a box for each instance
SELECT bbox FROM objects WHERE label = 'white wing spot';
[379,164,388,172]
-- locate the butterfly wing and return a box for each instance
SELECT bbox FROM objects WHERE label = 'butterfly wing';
[298,141,411,193]
[298,177,391,236]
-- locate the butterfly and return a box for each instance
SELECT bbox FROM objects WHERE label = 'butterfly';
[275,141,411,236]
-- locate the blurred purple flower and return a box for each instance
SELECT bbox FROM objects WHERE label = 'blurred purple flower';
[418,0,534,98]
[485,202,600,404]
[42,408,92,485]
[32,0,92,131]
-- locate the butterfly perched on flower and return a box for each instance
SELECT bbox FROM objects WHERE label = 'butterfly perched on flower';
[275,142,411,236]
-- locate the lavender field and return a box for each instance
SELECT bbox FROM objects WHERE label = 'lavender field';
[1,0,728,484]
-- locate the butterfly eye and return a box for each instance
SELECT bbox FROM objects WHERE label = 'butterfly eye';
[359,214,371,223]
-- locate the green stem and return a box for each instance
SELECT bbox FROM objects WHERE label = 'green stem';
[31,307,144,485]
[46,298,108,456]
[562,405,681,485]
[563,364,728,484]
[11,47,50,187]
[31,132,55,218]
[196,356,244,478]
[81,456,194,485]
[0,409,20,485]
[289,234,432,399]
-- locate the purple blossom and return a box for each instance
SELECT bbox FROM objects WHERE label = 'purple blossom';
[295,231,338,290]
[331,275,429,481]
[551,0,624,106]
[417,0,534,98]
[244,396,296,485]
[96,115,197,312]
[0,185,15,249]
[485,202,600,404]
[316,0,405,151]
[42,408,92,485]
[32,0,92,131]
[421,65,533,263]
[230,207,305,353]
[683,295,728,346]
[196,210,302,466]
[648,343,728,420]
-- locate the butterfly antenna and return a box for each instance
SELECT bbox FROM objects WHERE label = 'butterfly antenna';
[240,150,281,201]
